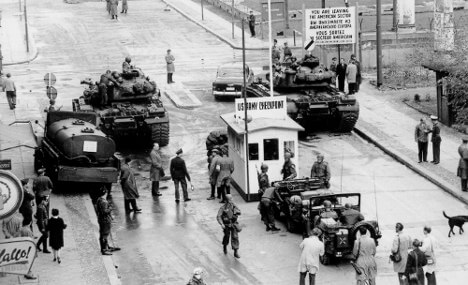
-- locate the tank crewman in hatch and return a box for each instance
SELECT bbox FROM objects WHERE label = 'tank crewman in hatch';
[259,184,282,232]
[122,57,133,74]
[340,203,364,226]
[281,151,297,181]
[310,154,331,188]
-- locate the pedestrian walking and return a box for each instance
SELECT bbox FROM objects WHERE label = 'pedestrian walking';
[310,153,331,188]
[402,239,427,285]
[170,148,192,202]
[207,148,220,200]
[248,11,256,37]
[414,118,430,163]
[457,136,468,192]
[149,143,163,196]
[346,59,358,94]
[217,194,241,258]
[391,222,413,285]
[33,168,53,211]
[351,54,362,91]
[110,0,119,20]
[281,151,297,180]
[214,148,234,203]
[96,187,119,255]
[298,228,324,285]
[121,0,128,13]
[336,58,347,92]
[430,115,441,164]
[187,268,207,285]
[352,227,377,285]
[2,73,17,110]
[105,0,111,14]
[47,208,67,263]
[421,226,437,285]
[36,196,51,253]
[165,49,175,84]
[259,185,282,231]
[19,179,35,232]
[120,157,142,213]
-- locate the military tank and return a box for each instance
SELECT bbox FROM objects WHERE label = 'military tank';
[246,55,359,132]
[73,67,170,147]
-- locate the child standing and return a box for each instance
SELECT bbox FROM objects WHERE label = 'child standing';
[47,209,67,263]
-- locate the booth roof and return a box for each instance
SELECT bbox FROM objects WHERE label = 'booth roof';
[220,112,304,135]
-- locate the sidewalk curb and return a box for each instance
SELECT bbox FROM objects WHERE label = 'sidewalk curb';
[160,0,268,51]
[353,126,468,206]
[163,87,202,109]
[2,21,39,66]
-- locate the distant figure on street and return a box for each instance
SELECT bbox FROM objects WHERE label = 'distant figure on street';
[340,203,364,226]
[207,148,220,200]
[110,0,119,20]
[257,163,269,196]
[170,148,192,202]
[403,239,427,285]
[391,222,413,285]
[414,118,430,163]
[187,267,207,285]
[33,168,53,210]
[283,42,292,61]
[48,208,67,263]
[45,99,63,113]
[19,179,35,232]
[165,49,175,84]
[421,226,437,285]
[310,154,330,188]
[281,151,297,180]
[96,187,118,255]
[121,0,128,13]
[457,136,468,192]
[351,54,362,91]
[149,143,163,196]
[36,196,51,253]
[336,58,347,92]
[352,227,377,285]
[217,194,242,258]
[120,157,142,213]
[346,59,358,94]
[106,0,111,14]
[214,148,235,203]
[259,185,282,231]
[430,115,441,164]
[248,11,256,37]
[2,73,17,110]
[298,228,324,285]
[329,57,337,86]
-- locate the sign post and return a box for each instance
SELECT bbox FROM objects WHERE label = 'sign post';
[0,170,23,219]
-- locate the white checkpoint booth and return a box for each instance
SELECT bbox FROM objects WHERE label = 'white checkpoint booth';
[220,96,304,201]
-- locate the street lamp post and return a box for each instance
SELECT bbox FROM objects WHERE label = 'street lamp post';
[24,0,29,53]
[268,0,273,97]
[241,19,251,201]
[231,0,235,39]
[201,0,204,21]
[376,0,382,87]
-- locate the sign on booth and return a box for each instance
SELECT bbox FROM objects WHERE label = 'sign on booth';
[305,7,356,45]
[235,96,287,120]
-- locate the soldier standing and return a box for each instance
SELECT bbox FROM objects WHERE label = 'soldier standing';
[33,168,53,210]
[336,58,347,92]
[257,163,269,196]
[248,11,256,37]
[207,148,220,200]
[96,188,117,255]
[149,143,163,196]
[281,152,297,180]
[122,57,132,74]
[259,185,282,231]
[310,154,331,188]
[457,137,468,192]
[414,118,430,163]
[217,194,241,258]
[430,115,441,164]
[170,148,192,202]
[215,148,235,203]
[165,49,175,84]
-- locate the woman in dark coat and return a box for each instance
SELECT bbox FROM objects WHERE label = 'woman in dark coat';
[19,179,35,230]
[48,208,67,263]
[404,239,427,285]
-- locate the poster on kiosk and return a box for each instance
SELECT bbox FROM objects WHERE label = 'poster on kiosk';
[220,96,304,201]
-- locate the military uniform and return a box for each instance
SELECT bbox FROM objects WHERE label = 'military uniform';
[259,187,281,230]
[217,202,241,251]
[281,160,297,180]
[457,140,468,191]
[208,153,220,198]
[310,161,331,188]
[33,175,53,209]
[96,196,113,253]
[431,123,441,163]
[341,208,364,226]
[257,172,269,195]
[215,155,235,202]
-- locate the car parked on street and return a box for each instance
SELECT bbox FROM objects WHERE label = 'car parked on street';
[212,62,254,100]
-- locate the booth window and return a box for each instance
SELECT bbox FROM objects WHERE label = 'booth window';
[248,143,259,161]
[263,139,279,160]
[284,140,295,154]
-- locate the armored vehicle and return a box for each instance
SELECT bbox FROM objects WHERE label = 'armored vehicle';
[246,56,359,132]
[73,68,169,147]
[33,111,120,191]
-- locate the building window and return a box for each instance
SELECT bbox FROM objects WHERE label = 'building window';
[284,140,294,155]
[263,139,279,161]
[248,143,259,161]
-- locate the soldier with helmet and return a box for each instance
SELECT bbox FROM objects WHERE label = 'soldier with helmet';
[207,148,220,200]
[259,183,282,231]
[281,151,297,180]
[257,163,270,196]
[122,57,133,74]
[310,153,331,188]
[320,200,338,220]
[95,187,120,255]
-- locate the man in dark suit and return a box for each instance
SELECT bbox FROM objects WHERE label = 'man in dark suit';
[336,58,347,92]
[457,136,468,191]
[170,148,191,202]
[430,115,441,164]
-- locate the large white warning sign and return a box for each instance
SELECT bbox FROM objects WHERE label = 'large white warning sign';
[305,7,356,45]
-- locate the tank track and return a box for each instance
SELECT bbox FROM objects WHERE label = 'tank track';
[150,122,170,147]
[336,112,359,132]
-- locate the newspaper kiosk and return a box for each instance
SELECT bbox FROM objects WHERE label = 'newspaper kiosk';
[220,96,304,201]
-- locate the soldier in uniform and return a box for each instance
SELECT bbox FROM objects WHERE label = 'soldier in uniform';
[430,115,441,164]
[36,196,50,253]
[122,57,133,74]
[340,203,364,226]
[95,188,119,255]
[310,154,331,188]
[259,185,282,231]
[149,143,163,196]
[44,99,62,112]
[33,168,53,211]
[319,200,338,220]
[217,194,241,258]
[257,163,270,196]
[207,148,220,200]
[457,136,468,192]
[215,148,235,203]
[281,152,297,180]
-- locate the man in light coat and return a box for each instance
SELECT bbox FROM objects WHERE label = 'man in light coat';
[298,228,324,285]
[2,73,17,109]
[352,227,377,285]
[165,49,175,84]
[421,226,437,285]
[457,136,468,192]
[391,222,413,285]
[346,59,358,94]
[120,157,141,213]
[149,143,163,196]
[110,0,119,20]
[215,148,234,203]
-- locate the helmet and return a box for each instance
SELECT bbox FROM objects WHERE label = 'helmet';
[260,163,269,170]
[290,195,302,205]
[323,200,332,208]
[125,57,131,63]
[301,200,310,207]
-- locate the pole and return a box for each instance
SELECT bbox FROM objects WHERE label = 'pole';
[201,0,204,21]
[241,19,250,201]
[231,0,235,39]
[322,0,326,8]
[19,0,22,12]
[301,4,305,58]
[24,0,29,53]
[285,0,289,29]
[338,45,341,62]
[354,2,359,55]
[376,0,382,87]
[392,0,398,30]
[268,0,273,97]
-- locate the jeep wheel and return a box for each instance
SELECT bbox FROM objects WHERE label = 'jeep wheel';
[320,253,331,265]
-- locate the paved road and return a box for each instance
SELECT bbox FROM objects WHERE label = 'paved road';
[3,0,468,284]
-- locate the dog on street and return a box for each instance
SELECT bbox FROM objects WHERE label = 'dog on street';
[443,211,468,237]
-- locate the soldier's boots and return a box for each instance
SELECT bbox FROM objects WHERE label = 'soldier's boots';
[234,249,240,259]
[223,245,227,254]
